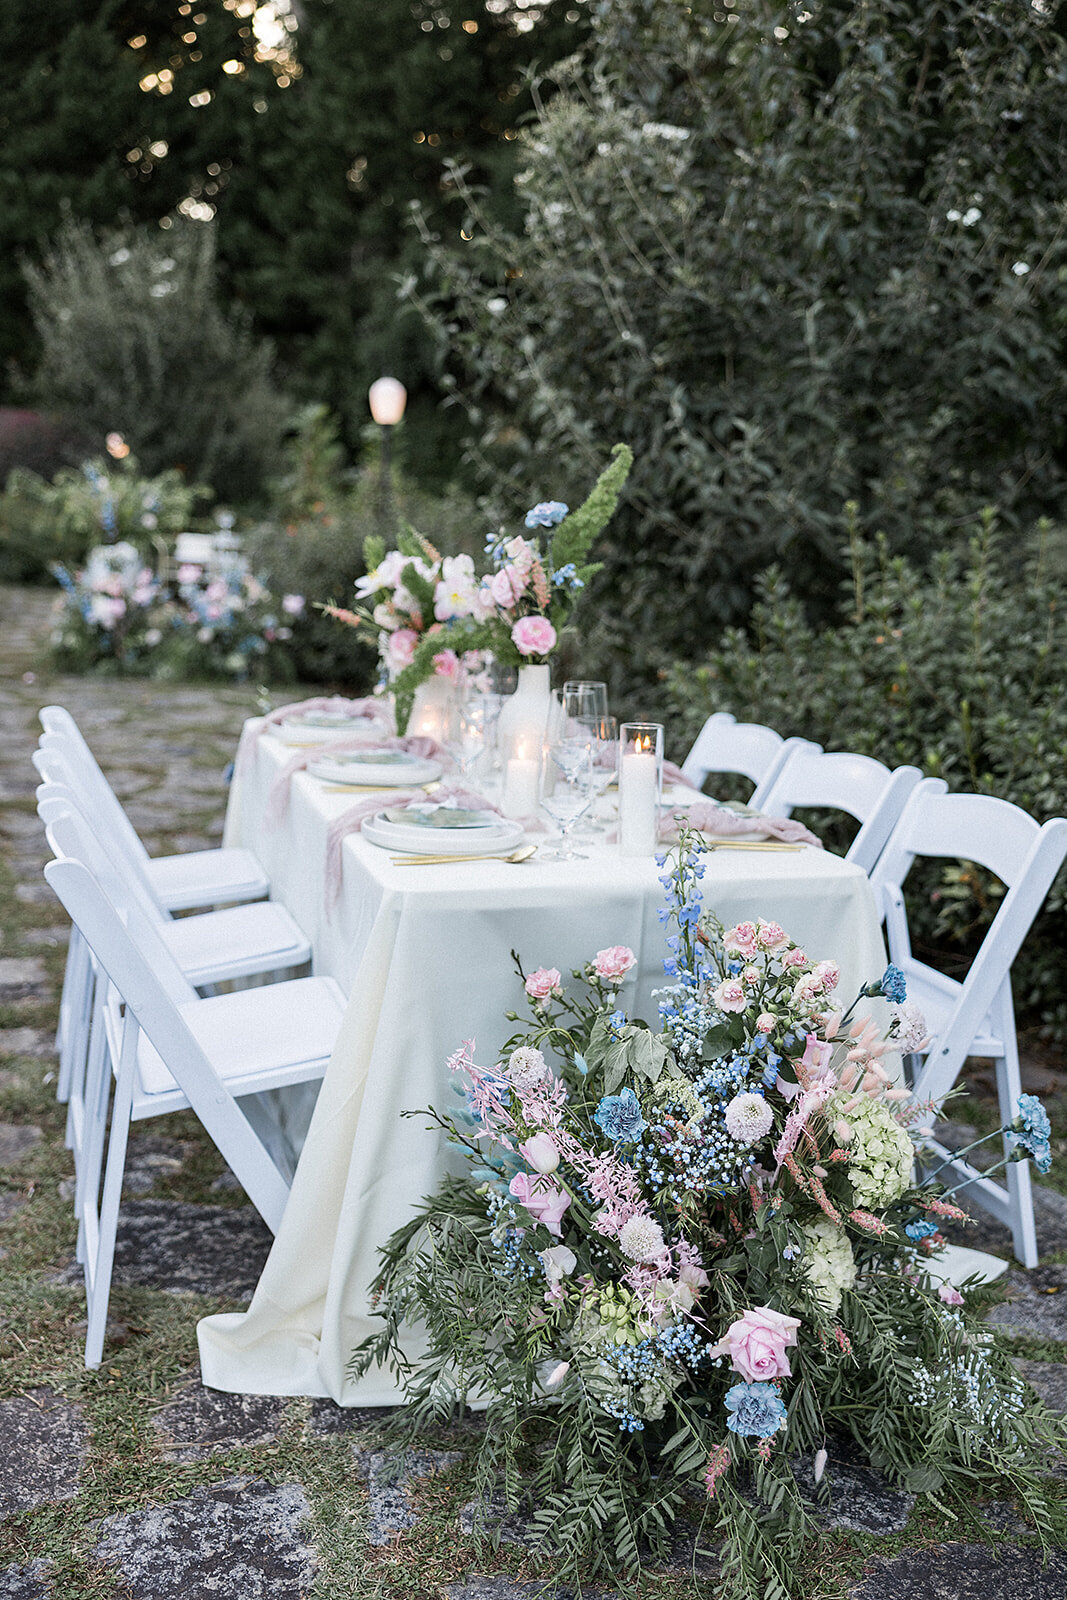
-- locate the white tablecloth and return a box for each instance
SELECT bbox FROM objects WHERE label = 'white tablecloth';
[197,723,890,1402]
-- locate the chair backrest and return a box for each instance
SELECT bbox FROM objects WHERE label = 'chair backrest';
[757,748,923,873]
[37,709,150,864]
[43,854,290,1228]
[38,784,173,943]
[680,713,821,807]
[871,778,1067,1097]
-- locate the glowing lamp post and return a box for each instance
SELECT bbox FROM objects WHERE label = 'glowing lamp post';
[368,377,407,526]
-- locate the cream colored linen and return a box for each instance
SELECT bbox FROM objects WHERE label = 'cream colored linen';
[198,722,890,1402]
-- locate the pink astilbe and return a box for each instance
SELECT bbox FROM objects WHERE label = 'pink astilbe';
[704,1444,732,1499]
[529,556,551,611]
[921,1197,969,1221]
[848,1208,889,1236]
[449,1041,516,1145]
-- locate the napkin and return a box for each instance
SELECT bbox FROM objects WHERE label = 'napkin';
[657,800,822,848]
[264,733,449,828]
[325,782,508,907]
[235,695,391,781]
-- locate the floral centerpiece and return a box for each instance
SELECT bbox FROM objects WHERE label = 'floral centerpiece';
[324,443,632,732]
[352,828,1064,1600]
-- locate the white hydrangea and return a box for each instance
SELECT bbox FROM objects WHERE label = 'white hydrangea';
[802,1220,856,1313]
[830,1090,914,1208]
[891,1001,929,1055]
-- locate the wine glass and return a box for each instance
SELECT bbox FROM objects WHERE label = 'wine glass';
[446,697,490,781]
[562,680,608,721]
[539,734,596,860]
[571,713,618,833]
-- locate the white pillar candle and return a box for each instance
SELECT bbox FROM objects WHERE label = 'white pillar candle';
[502,739,539,819]
[619,749,658,855]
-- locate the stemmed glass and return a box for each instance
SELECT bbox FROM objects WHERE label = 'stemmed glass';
[445,697,491,782]
[539,732,596,860]
[582,714,619,828]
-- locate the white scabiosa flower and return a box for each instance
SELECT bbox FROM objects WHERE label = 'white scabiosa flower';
[507,1046,549,1093]
[723,1092,774,1145]
[618,1214,666,1262]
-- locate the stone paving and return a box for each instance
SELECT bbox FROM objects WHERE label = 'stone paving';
[0,583,1065,1598]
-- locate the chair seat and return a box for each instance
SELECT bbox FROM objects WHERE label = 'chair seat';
[134,975,347,1101]
[897,959,1004,1059]
[162,902,311,986]
[146,847,269,911]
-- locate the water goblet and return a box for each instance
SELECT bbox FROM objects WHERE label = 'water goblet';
[539,737,595,860]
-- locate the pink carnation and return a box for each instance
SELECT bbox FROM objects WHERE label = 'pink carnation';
[723,921,758,955]
[509,1172,571,1236]
[709,1305,801,1382]
[592,945,636,984]
[432,647,461,682]
[511,614,557,657]
[756,921,788,949]
[783,947,809,967]
[712,978,747,1013]
[525,967,562,1003]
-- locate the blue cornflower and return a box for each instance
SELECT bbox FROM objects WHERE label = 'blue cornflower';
[524,500,569,528]
[865,964,907,1003]
[594,1087,646,1143]
[904,1219,939,1242]
[724,1382,787,1439]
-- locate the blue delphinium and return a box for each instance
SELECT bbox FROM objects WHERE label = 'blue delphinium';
[550,561,584,592]
[595,1087,647,1143]
[904,1218,939,1242]
[524,500,569,528]
[724,1382,788,1439]
[864,964,907,1003]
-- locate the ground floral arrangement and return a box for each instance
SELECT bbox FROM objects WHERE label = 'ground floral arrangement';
[324,443,632,731]
[353,829,1065,1600]
[49,540,305,682]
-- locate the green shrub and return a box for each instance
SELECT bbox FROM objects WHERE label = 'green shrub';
[0,453,203,581]
[245,405,484,688]
[665,509,1067,1035]
[409,0,1067,706]
[24,219,288,506]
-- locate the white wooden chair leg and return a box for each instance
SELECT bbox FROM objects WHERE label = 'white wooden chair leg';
[75,996,113,1265]
[992,981,1038,1268]
[84,1019,137,1370]
[55,927,82,1090]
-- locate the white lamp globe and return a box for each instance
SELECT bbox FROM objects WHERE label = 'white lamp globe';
[368,377,407,426]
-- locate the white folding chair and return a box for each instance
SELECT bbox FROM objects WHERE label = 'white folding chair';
[870,778,1067,1266]
[43,852,345,1368]
[38,789,313,1168]
[756,748,923,874]
[680,714,820,808]
[38,707,269,912]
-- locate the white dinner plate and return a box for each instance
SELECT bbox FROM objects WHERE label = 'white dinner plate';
[278,711,388,746]
[363,808,525,857]
[307,751,443,787]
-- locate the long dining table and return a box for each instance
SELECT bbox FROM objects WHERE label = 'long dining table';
[196,719,892,1403]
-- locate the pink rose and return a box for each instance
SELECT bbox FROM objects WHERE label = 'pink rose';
[756,921,788,949]
[490,565,527,607]
[509,1172,571,1236]
[520,1133,561,1175]
[432,648,461,682]
[386,627,418,671]
[511,615,557,657]
[937,1283,964,1307]
[712,978,747,1013]
[525,967,562,1003]
[723,921,758,955]
[592,945,636,984]
[709,1305,801,1382]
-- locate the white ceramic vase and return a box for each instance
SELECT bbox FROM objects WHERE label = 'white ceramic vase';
[497,663,552,816]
